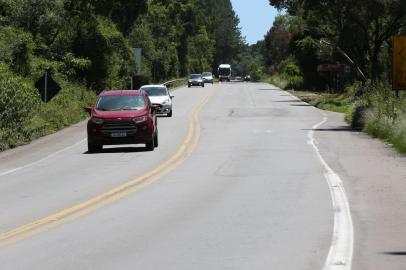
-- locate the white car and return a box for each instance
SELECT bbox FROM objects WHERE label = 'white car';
[202,72,214,84]
[140,85,174,117]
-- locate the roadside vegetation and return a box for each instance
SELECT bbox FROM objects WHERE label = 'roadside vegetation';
[0,0,244,151]
[260,0,406,153]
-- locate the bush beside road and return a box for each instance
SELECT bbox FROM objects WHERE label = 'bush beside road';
[288,82,406,154]
[0,70,95,151]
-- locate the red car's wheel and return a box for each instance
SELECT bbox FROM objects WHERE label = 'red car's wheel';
[88,142,102,153]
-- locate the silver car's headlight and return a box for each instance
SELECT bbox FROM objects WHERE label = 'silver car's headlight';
[162,99,170,105]
[91,117,104,124]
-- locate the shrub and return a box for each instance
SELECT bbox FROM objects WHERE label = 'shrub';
[26,79,96,139]
[350,101,368,129]
[278,57,303,89]
[0,26,35,76]
[0,62,96,151]
[349,81,406,153]
[267,74,289,89]
[0,65,40,150]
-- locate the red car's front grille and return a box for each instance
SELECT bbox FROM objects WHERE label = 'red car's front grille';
[101,121,138,135]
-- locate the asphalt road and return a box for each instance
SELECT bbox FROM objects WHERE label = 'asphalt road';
[0,82,405,270]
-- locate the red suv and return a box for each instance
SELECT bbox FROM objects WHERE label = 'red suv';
[85,90,158,153]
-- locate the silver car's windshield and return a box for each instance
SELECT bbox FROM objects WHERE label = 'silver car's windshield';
[202,72,212,76]
[96,95,145,111]
[190,75,202,79]
[142,87,167,96]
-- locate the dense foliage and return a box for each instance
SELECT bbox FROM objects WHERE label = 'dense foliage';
[265,0,406,90]
[0,0,244,150]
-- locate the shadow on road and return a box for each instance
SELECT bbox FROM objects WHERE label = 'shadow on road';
[272,99,302,102]
[290,104,312,107]
[381,252,406,256]
[257,88,278,91]
[303,126,358,132]
[84,146,147,154]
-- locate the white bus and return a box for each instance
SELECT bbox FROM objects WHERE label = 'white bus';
[218,64,231,82]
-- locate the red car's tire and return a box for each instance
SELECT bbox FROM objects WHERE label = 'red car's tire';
[145,139,154,151]
[154,131,158,148]
[88,142,102,153]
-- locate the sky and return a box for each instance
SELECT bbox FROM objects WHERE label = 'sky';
[230,0,279,45]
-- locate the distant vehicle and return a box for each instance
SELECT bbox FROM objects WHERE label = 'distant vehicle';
[85,90,159,153]
[235,76,242,81]
[244,75,251,82]
[202,72,214,84]
[188,74,205,88]
[140,84,174,117]
[218,64,231,82]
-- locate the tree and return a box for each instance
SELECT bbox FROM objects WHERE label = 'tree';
[269,0,406,81]
[264,15,293,71]
[187,27,215,73]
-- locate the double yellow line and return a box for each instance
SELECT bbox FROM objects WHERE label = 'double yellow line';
[0,88,215,248]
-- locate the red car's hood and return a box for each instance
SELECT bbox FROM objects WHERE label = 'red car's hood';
[92,108,147,119]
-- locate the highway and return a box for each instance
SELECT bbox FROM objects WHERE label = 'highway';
[1,82,405,270]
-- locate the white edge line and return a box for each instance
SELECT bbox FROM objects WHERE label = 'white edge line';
[308,114,354,270]
[276,86,354,269]
[0,139,86,177]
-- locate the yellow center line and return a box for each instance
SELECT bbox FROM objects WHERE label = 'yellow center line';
[0,88,216,248]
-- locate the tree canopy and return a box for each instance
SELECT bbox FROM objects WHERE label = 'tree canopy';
[265,0,406,89]
[0,0,245,150]
[0,0,244,89]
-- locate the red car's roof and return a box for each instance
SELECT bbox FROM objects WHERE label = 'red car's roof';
[99,90,143,96]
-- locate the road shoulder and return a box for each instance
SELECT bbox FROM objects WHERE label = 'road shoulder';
[315,110,406,270]
[0,120,87,175]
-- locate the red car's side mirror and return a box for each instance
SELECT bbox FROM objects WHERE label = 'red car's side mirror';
[83,105,93,115]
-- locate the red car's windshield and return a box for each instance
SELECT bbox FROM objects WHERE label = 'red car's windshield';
[96,95,145,111]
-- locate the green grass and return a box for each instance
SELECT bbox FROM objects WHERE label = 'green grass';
[291,91,354,122]
[290,83,406,155]
[263,74,289,90]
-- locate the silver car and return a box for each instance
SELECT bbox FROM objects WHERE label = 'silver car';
[202,72,214,84]
[188,74,205,87]
[140,85,174,117]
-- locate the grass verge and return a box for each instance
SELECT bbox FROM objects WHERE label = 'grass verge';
[263,74,289,90]
[290,90,354,122]
[287,83,406,154]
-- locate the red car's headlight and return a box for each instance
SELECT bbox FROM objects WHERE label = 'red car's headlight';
[91,117,104,124]
[133,116,147,123]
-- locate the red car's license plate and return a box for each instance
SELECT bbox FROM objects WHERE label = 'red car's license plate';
[111,132,127,138]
